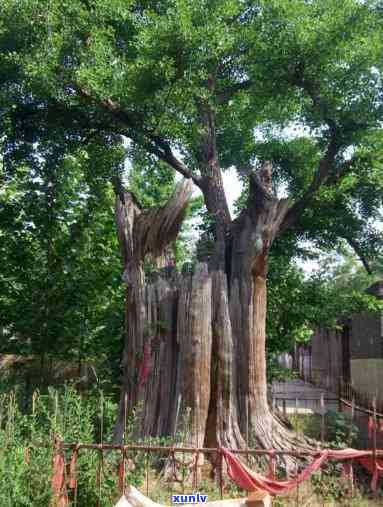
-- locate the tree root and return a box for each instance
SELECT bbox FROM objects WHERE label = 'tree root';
[249,409,318,474]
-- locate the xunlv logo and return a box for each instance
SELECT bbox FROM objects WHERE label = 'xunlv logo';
[172,494,208,503]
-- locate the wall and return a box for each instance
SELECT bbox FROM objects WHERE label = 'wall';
[311,327,344,392]
[350,311,382,360]
[350,359,383,401]
[277,282,383,406]
[349,310,383,403]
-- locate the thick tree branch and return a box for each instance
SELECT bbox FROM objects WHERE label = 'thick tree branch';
[247,162,275,215]
[280,136,341,233]
[323,158,354,186]
[77,88,202,186]
[291,69,339,134]
[149,135,200,184]
[246,162,291,248]
[277,70,364,235]
[344,236,373,275]
[195,91,232,234]
[217,79,253,103]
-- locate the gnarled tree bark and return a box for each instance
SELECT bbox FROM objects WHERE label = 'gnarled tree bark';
[107,79,341,455]
[228,165,302,460]
[114,161,310,463]
[77,66,348,455]
[113,179,193,443]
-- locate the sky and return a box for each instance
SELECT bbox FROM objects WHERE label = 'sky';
[222,168,244,216]
[190,166,243,217]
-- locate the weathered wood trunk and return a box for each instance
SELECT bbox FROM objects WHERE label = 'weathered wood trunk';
[114,179,195,443]
[114,165,306,456]
[115,262,235,448]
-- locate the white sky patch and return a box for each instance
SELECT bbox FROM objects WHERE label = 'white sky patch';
[222,167,243,216]
[296,257,321,274]
[184,166,243,218]
[254,122,313,143]
[295,244,322,275]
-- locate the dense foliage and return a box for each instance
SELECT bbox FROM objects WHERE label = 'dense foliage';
[1,0,383,402]
[0,144,125,380]
[1,3,383,500]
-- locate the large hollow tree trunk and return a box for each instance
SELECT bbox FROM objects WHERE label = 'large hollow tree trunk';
[178,264,213,447]
[114,163,310,460]
[205,269,244,449]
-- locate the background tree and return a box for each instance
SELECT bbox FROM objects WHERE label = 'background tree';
[0,141,125,386]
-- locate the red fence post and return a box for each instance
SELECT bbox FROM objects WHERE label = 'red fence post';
[219,449,224,500]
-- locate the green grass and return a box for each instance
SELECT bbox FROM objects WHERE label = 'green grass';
[0,385,381,506]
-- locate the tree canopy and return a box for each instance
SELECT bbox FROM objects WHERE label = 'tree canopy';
[0,142,125,378]
[1,0,383,253]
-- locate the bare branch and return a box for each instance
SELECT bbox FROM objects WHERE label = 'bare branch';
[115,179,193,284]
[136,179,194,258]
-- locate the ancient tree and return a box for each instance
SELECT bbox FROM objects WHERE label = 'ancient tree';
[113,135,352,451]
[2,0,383,450]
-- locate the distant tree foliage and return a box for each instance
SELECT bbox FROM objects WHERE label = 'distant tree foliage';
[0,142,125,376]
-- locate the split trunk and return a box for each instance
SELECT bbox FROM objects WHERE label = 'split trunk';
[114,172,299,454]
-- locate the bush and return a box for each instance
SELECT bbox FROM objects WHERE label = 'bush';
[0,385,122,506]
[0,385,194,506]
[325,410,358,448]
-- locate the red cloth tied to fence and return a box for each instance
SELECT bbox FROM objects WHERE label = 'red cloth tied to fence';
[119,453,126,493]
[138,342,152,387]
[267,451,276,480]
[221,447,383,496]
[51,451,69,506]
[367,416,383,438]
[357,456,383,492]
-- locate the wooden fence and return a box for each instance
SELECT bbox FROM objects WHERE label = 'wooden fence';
[52,441,383,507]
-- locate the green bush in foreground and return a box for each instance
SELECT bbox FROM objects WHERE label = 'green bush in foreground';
[0,385,195,506]
[0,385,379,506]
[0,385,122,506]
